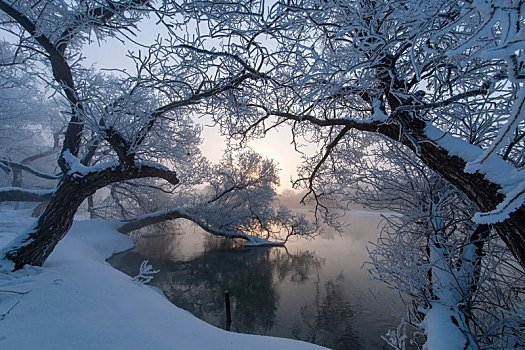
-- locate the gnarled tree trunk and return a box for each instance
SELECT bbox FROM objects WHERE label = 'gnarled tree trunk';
[4,164,179,270]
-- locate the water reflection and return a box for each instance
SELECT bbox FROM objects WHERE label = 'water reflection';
[293,274,362,349]
[111,237,324,335]
[128,223,236,262]
[109,213,399,349]
[164,248,278,333]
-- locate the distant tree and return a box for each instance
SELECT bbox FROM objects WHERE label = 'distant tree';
[0,44,64,204]
[116,151,316,244]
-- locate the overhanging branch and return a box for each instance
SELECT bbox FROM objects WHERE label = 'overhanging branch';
[256,108,525,266]
[0,160,61,180]
[0,187,54,202]
[118,207,251,241]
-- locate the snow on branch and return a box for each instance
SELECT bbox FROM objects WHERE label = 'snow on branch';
[117,207,283,246]
[424,123,525,224]
[473,182,525,224]
[62,150,119,177]
[62,152,173,179]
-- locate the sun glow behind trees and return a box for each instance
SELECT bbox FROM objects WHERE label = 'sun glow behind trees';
[0,1,523,349]
[81,26,306,191]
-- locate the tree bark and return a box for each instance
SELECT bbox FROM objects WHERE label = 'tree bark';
[417,136,525,268]
[377,121,525,267]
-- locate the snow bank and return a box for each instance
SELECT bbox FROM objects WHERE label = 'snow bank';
[0,210,325,350]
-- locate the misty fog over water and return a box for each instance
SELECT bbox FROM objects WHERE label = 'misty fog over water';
[109,210,405,350]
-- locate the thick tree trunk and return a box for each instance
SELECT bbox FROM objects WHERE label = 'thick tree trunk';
[371,121,525,268]
[5,178,89,269]
[3,164,179,270]
[417,132,525,268]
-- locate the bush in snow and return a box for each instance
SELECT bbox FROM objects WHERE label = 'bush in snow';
[132,260,159,285]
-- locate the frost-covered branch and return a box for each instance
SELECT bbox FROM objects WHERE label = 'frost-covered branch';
[175,0,525,267]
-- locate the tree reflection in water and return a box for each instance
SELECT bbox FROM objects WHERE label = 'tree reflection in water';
[108,220,390,349]
[110,229,324,336]
[292,274,363,349]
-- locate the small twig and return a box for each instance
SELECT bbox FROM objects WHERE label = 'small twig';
[0,289,31,295]
[0,300,20,321]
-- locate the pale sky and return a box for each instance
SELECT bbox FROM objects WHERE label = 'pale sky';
[199,120,304,190]
[82,23,304,191]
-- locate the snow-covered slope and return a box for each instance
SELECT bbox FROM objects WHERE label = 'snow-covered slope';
[0,209,326,349]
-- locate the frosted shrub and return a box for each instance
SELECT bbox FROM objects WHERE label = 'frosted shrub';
[132,260,159,284]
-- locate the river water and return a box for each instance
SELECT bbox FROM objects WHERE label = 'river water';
[108,210,404,349]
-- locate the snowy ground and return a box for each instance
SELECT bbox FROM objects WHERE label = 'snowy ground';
[0,209,326,349]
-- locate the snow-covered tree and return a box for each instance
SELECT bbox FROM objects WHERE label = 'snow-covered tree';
[0,42,64,202]
[362,144,523,349]
[170,0,525,268]
[116,151,316,243]
[0,0,310,270]
[158,1,525,347]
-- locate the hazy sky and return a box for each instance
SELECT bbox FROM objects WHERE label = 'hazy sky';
[82,21,304,191]
[200,121,304,190]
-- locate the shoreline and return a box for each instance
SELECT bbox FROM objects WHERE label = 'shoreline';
[0,209,326,350]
